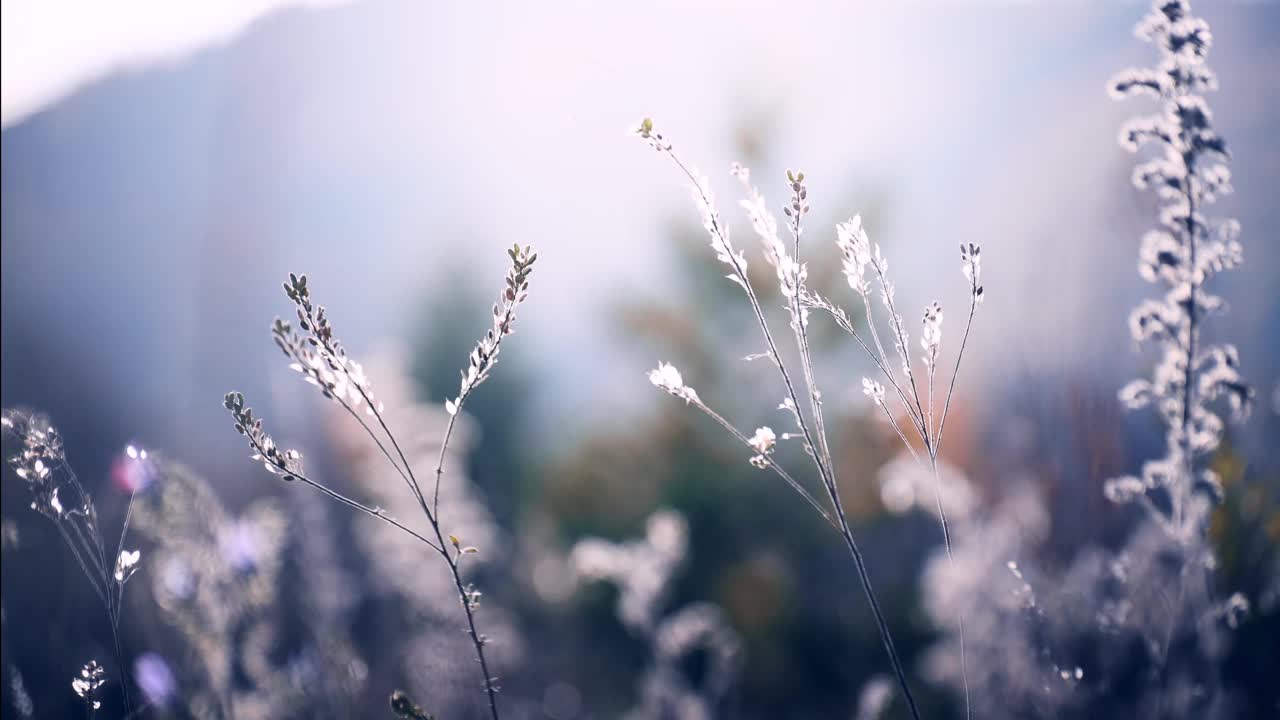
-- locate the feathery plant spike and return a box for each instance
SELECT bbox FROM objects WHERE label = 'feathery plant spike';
[1105,0,1252,536]
[1104,0,1253,710]
[225,246,537,720]
[634,117,988,720]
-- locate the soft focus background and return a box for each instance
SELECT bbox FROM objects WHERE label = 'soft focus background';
[2,1,1278,718]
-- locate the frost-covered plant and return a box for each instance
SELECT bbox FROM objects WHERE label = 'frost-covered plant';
[573,510,743,719]
[635,118,985,718]
[1102,0,1254,709]
[225,245,536,720]
[1,410,141,713]
[921,6,1255,714]
[1106,0,1252,549]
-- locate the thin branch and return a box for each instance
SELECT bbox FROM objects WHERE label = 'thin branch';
[690,398,837,529]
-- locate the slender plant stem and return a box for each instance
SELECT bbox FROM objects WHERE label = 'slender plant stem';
[427,396,502,720]
[55,523,109,607]
[244,433,444,553]
[934,294,976,452]
[1177,155,1199,537]
[807,295,928,443]
[433,412,461,516]
[834,506,923,720]
[109,620,132,714]
[692,399,837,529]
[928,453,969,720]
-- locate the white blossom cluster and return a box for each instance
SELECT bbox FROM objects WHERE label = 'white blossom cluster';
[71,660,106,711]
[648,361,699,405]
[1105,0,1253,539]
[2,410,69,518]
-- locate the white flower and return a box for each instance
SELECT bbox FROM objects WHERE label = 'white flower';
[648,362,699,404]
[748,427,776,455]
[747,426,776,469]
[72,661,105,707]
[114,549,142,583]
[649,362,683,391]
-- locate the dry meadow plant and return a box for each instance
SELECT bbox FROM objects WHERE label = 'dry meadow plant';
[224,245,536,719]
[919,3,1254,717]
[2,410,143,714]
[1106,0,1251,553]
[635,118,986,719]
[1105,0,1253,710]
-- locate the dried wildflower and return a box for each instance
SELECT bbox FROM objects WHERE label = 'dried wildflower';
[648,361,699,404]
[446,244,537,416]
[272,273,384,418]
[633,125,994,720]
[747,426,776,455]
[224,392,303,481]
[1106,0,1252,532]
[113,549,141,583]
[747,426,776,469]
[1094,5,1256,710]
[960,243,984,305]
[227,247,539,720]
[921,301,943,370]
[72,660,107,711]
[2,410,138,712]
[920,8,1259,714]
